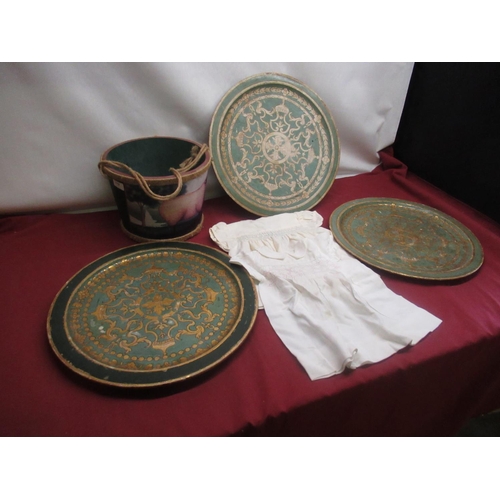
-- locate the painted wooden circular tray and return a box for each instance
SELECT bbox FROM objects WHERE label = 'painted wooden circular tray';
[47,242,258,387]
[210,73,340,216]
[329,198,484,280]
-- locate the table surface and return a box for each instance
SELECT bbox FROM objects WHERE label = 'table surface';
[2,150,500,436]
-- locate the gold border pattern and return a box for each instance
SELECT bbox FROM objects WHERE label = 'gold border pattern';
[47,243,258,387]
[330,198,484,280]
[210,74,340,216]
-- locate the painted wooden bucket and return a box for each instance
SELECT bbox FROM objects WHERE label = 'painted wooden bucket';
[99,136,211,242]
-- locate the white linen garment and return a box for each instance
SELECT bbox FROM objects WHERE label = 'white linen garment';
[210,211,442,380]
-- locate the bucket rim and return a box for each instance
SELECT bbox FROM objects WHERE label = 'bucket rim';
[100,136,212,186]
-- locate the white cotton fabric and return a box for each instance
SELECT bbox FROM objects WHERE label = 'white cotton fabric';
[210,211,442,380]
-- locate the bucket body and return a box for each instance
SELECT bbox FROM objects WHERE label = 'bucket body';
[100,137,211,241]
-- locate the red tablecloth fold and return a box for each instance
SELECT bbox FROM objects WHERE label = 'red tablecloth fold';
[2,150,500,436]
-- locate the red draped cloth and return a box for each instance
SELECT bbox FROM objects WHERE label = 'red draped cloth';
[2,150,500,436]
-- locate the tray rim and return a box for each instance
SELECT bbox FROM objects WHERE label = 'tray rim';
[329,197,484,280]
[47,242,258,388]
[209,72,341,216]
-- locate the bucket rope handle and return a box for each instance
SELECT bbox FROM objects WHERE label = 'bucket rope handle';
[98,144,208,202]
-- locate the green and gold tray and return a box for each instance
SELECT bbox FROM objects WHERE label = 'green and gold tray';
[47,242,258,387]
[329,198,483,280]
[210,73,340,216]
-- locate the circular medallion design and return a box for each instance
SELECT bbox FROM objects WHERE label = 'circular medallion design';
[48,243,258,387]
[329,198,483,280]
[262,132,292,164]
[210,73,340,216]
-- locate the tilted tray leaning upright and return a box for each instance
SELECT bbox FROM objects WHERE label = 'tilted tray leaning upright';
[210,73,341,216]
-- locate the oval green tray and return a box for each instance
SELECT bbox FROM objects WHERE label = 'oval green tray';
[47,242,258,387]
[210,73,340,216]
[329,198,484,280]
